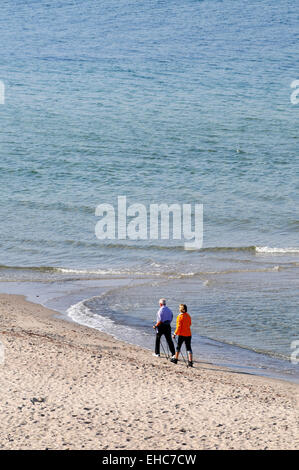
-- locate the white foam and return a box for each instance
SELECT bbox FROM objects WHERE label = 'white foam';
[256,246,299,254]
[67,298,114,330]
[66,297,139,345]
[57,267,126,275]
[56,267,161,276]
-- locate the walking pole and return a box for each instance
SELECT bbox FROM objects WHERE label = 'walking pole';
[181,343,188,367]
[160,337,168,359]
[185,343,191,368]
[173,336,188,367]
[165,339,170,360]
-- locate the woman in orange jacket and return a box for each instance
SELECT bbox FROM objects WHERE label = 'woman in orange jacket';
[171,304,193,367]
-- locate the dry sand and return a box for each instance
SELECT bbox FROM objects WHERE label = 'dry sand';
[0,293,298,450]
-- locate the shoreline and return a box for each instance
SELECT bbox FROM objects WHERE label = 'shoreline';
[1,277,297,385]
[0,292,298,450]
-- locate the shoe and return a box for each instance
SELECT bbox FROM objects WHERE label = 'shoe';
[188,361,193,367]
[171,358,178,364]
[153,353,160,357]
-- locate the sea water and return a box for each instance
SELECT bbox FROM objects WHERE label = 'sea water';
[0,0,298,381]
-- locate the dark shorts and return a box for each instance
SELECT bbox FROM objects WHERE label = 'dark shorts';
[176,335,192,353]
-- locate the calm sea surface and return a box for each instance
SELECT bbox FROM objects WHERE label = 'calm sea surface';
[0,0,298,380]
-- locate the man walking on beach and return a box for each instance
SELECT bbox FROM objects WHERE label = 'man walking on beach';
[153,298,175,358]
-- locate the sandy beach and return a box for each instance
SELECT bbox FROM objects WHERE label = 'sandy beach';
[0,292,298,450]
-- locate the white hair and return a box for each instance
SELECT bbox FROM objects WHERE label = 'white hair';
[159,298,166,305]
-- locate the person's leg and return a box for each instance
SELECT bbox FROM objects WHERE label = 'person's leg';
[175,335,184,360]
[155,329,162,355]
[164,325,175,356]
[185,336,193,365]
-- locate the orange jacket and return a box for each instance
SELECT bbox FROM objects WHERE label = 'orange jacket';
[174,312,192,337]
